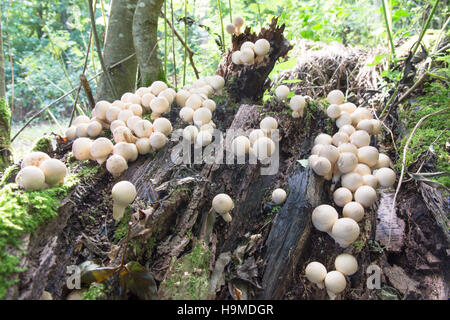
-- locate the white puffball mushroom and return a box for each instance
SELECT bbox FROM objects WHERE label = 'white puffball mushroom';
[275,85,290,100]
[340,102,357,114]
[134,120,153,138]
[357,146,379,167]
[327,104,341,119]
[16,166,46,191]
[185,94,203,110]
[87,121,103,138]
[312,156,332,176]
[356,119,375,134]
[90,137,114,164]
[337,152,358,173]
[232,51,243,65]
[351,107,372,126]
[331,218,360,248]
[233,16,244,33]
[114,142,138,162]
[39,159,67,186]
[65,126,77,140]
[150,81,168,96]
[336,112,352,128]
[350,130,370,148]
[332,132,349,147]
[129,104,143,117]
[240,48,255,65]
[249,129,265,145]
[363,174,379,189]
[153,117,173,136]
[341,172,363,192]
[260,116,278,135]
[305,261,327,289]
[141,93,156,110]
[318,144,340,164]
[374,168,396,188]
[106,154,128,177]
[175,90,190,107]
[112,100,126,109]
[339,124,356,137]
[370,119,382,135]
[180,107,195,124]
[75,123,89,137]
[135,87,151,97]
[253,137,276,161]
[21,152,51,169]
[159,88,176,104]
[354,185,377,207]
[311,144,324,155]
[135,138,152,155]
[353,163,371,176]
[93,101,111,121]
[117,109,134,123]
[110,120,126,133]
[202,99,216,112]
[126,116,142,131]
[374,153,392,169]
[327,90,345,105]
[314,133,332,145]
[72,137,93,161]
[209,75,225,92]
[150,97,170,115]
[337,143,358,156]
[113,126,136,144]
[212,193,234,222]
[240,41,255,52]
[121,92,133,103]
[231,135,250,157]
[290,95,305,116]
[333,187,353,207]
[106,106,121,123]
[343,201,365,222]
[193,107,213,126]
[111,181,137,221]
[308,154,319,167]
[324,271,347,300]
[226,23,236,34]
[126,93,141,105]
[254,38,270,56]
[195,130,213,147]
[73,115,91,126]
[183,125,199,144]
[312,204,338,232]
[335,253,358,276]
[272,188,287,205]
[149,132,168,150]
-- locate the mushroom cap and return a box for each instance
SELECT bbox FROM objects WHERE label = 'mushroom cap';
[312,204,338,232]
[337,142,358,155]
[112,100,126,109]
[226,23,236,34]
[308,154,319,167]
[240,48,255,64]
[175,90,191,107]
[105,106,121,123]
[87,121,103,138]
[336,112,352,128]
[339,124,356,136]
[350,130,371,148]
[126,93,141,105]
[126,115,142,131]
[354,185,377,207]
[106,154,128,177]
[133,119,153,138]
[341,172,363,192]
[150,81,168,96]
[72,137,93,161]
[231,51,243,64]
[249,129,266,144]
[141,93,156,109]
[312,156,332,176]
[275,85,290,100]
[311,144,324,155]
[253,137,276,160]
[200,123,214,135]
[129,104,143,117]
[179,107,195,123]
[135,87,151,97]
[337,152,358,173]
[362,174,378,189]
[351,107,372,126]
[16,166,46,191]
[356,119,375,134]
[202,99,216,112]
[114,142,138,162]
[254,38,270,56]
[327,90,345,105]
[21,152,51,169]
[314,133,333,145]
[75,123,89,137]
[65,126,77,140]
[342,201,365,222]
[339,102,357,114]
[135,138,152,155]
[260,116,278,133]
[193,107,213,126]
[209,75,225,91]
[290,95,305,113]
[240,41,255,52]
[112,181,137,205]
[159,88,176,104]
[374,167,396,187]
[272,188,287,205]
[333,187,353,207]
[183,125,199,143]
[374,153,392,169]
[117,109,134,123]
[185,93,203,110]
[332,131,349,146]
[93,101,111,120]
[353,163,371,176]
[113,126,135,144]
[110,120,126,133]
[195,130,213,147]
[231,135,250,157]
[149,132,168,149]
[121,92,133,103]
[357,146,379,167]
[39,159,67,186]
[153,117,173,136]
[212,193,234,215]
[335,253,358,276]
[331,217,360,247]
[324,271,347,294]
[233,16,244,27]
[90,137,114,162]
[326,104,341,119]
[305,261,327,285]
[150,96,170,114]
[318,144,340,164]
[73,115,91,126]
[370,119,382,134]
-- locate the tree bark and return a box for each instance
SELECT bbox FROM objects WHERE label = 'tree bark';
[0,18,12,171]
[132,0,165,86]
[96,0,138,102]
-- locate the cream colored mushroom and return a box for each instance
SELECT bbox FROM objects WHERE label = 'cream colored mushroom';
[374,168,396,187]
[135,138,152,155]
[112,100,126,109]
[141,93,156,110]
[153,117,173,136]
[110,120,126,133]
[150,96,170,115]
[342,201,365,222]
[350,130,370,148]
[39,159,67,186]
[327,104,341,119]
[362,174,378,189]
[65,126,77,140]
[106,154,128,178]
[254,38,270,56]
[305,261,327,289]
[232,51,243,65]
[159,88,176,104]
[357,146,379,167]
[240,48,255,65]
[129,104,143,117]
[106,106,121,123]
[339,124,356,136]
[311,204,338,232]
[318,144,340,164]
[193,107,213,126]
[353,163,371,176]
[90,137,114,164]
[350,107,372,126]
[73,115,91,126]
[195,130,213,147]
[233,16,244,34]
[15,166,46,191]
[331,217,360,248]
[126,115,141,131]
[252,137,276,161]
[314,133,332,145]
[87,121,103,138]
[149,132,168,150]
[111,181,137,221]
[226,23,236,34]
[260,116,278,135]
[175,90,191,107]
[133,120,153,138]
[212,193,234,222]
[339,102,356,114]
[333,187,353,207]
[336,152,357,174]
[231,135,250,157]
[21,152,51,168]
[332,132,349,147]
[180,107,194,123]
[209,75,225,92]
[121,92,133,103]
[341,172,363,192]
[324,271,347,300]
[337,143,358,156]
[335,253,358,276]
[327,90,345,105]
[312,156,332,176]
[290,95,305,117]
[117,109,134,123]
[126,93,141,105]
[75,123,89,137]
[249,129,266,145]
[370,119,382,134]
[135,87,151,97]
[72,137,93,161]
[114,142,138,162]
[113,126,136,144]
[185,94,203,110]
[272,188,287,205]
[354,185,377,207]
[336,112,352,128]
[182,125,199,144]
[150,81,168,96]
[275,85,290,100]
[374,153,392,169]
[93,101,111,121]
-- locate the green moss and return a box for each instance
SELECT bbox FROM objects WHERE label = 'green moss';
[159,241,210,300]
[30,136,53,154]
[0,164,20,187]
[82,283,107,300]
[0,98,12,171]
[113,208,132,242]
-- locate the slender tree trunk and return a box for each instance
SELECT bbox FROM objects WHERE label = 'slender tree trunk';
[96,0,138,102]
[0,19,12,170]
[132,0,165,86]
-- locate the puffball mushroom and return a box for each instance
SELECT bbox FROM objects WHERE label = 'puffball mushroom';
[117,109,134,123]
[337,152,358,173]
[249,129,266,144]
[312,156,332,176]
[75,123,89,137]
[90,137,114,164]
[114,142,138,162]
[16,166,46,191]
[129,104,143,117]
[141,93,156,110]
[370,119,382,134]
[327,104,341,119]
[342,201,365,222]
[149,132,168,149]
[336,112,352,128]
[21,152,51,168]
[212,193,234,222]
[354,185,377,207]
[183,125,199,144]
[332,132,349,146]
[374,167,396,187]
[193,107,213,126]
[39,159,67,186]
[240,48,255,65]
[324,271,347,300]
[72,137,93,161]
[339,124,356,137]
[133,120,153,138]
[153,117,173,136]
[253,137,276,161]
[331,217,360,248]
[231,136,250,157]
[106,106,121,123]
[374,153,392,169]
[135,138,152,155]
[87,121,102,138]
[233,16,244,33]
[314,133,332,145]
[110,120,126,133]
[226,23,236,34]
[260,116,278,135]
[209,75,225,92]
[93,101,111,121]
[338,143,358,156]
[318,144,340,164]
[357,146,379,167]
[272,188,287,205]
[351,107,372,126]
[135,87,151,97]
[362,174,379,189]
[327,90,345,105]
[185,94,203,110]
[290,95,305,117]
[150,96,170,115]
[106,154,128,177]
[340,102,357,114]
[180,107,195,123]
[121,92,133,103]
[254,38,270,56]
[353,163,371,176]
[195,130,213,147]
[335,253,358,276]
[275,85,290,100]
[175,89,191,107]
[126,116,142,131]
[341,172,363,192]
[73,115,90,127]
[113,126,136,144]
[203,99,216,112]
[150,81,168,96]
[350,130,370,148]
[159,88,176,104]
[111,181,137,221]
[232,51,243,65]
[240,41,255,52]
[65,126,77,140]
[333,187,353,207]
[305,261,327,289]
[312,204,338,232]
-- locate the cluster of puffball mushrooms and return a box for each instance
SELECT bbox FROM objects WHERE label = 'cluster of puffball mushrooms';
[305,89,397,299]
[67,76,225,178]
[15,152,67,191]
[231,38,271,66]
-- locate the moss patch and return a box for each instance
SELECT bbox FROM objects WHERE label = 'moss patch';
[82,283,107,300]
[31,136,54,155]
[0,98,12,171]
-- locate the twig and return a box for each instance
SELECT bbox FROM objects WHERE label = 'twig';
[389,106,450,244]
[88,0,118,99]
[80,74,96,110]
[396,72,428,105]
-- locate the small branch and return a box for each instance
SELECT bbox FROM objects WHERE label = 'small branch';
[396,72,428,105]
[80,74,96,109]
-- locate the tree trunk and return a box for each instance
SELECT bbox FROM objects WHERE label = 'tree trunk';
[95,0,138,102]
[0,18,12,171]
[132,0,165,86]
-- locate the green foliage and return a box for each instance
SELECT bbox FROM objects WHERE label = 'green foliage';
[82,283,107,300]
[113,208,132,242]
[30,136,53,154]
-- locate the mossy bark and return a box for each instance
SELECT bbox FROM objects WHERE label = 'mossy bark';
[0,19,12,171]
